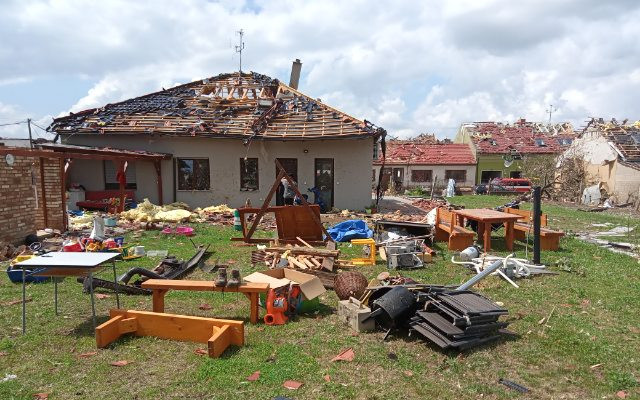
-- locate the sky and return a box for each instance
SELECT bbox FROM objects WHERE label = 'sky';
[1,0,639,140]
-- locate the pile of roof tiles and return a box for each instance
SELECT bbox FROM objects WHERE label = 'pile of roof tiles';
[409,289,509,350]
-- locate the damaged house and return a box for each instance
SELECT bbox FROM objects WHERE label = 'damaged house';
[561,118,640,204]
[454,119,575,184]
[373,140,476,191]
[47,64,385,211]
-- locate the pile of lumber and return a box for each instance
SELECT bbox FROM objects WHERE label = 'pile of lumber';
[250,238,355,289]
[0,242,27,261]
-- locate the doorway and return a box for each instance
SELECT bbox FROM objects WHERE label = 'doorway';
[314,158,334,211]
[275,158,298,206]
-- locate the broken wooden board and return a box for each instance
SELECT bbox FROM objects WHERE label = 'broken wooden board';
[95,309,244,358]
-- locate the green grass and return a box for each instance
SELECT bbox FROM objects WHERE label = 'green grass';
[1,196,639,399]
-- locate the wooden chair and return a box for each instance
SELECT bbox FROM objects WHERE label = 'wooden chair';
[435,207,475,251]
[503,207,564,251]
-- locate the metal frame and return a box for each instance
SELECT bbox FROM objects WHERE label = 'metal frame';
[19,256,120,334]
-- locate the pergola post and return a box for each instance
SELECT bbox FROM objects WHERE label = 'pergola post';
[154,161,163,205]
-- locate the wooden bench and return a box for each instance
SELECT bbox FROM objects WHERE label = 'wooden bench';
[435,207,475,251]
[140,279,270,324]
[96,309,244,358]
[504,207,564,251]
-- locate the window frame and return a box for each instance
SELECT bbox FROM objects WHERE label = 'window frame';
[444,169,467,183]
[240,157,259,191]
[410,169,433,183]
[176,157,211,191]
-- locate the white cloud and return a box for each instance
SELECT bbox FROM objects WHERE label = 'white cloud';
[1,0,640,139]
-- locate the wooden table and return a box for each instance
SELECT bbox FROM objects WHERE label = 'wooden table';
[451,209,522,252]
[141,280,270,324]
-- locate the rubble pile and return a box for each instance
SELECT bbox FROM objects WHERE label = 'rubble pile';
[411,199,447,212]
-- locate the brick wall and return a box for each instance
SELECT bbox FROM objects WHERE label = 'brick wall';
[0,155,65,244]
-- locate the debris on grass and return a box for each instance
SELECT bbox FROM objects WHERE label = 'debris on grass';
[403,370,414,377]
[331,348,354,362]
[4,298,31,306]
[246,371,260,382]
[33,393,49,399]
[616,390,628,399]
[194,348,208,356]
[1,373,17,382]
[498,378,530,393]
[77,351,98,358]
[323,375,331,382]
[95,293,110,299]
[387,352,398,360]
[283,380,303,390]
[0,352,7,357]
[110,360,130,367]
[198,303,212,310]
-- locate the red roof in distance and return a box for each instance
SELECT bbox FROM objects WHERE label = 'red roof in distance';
[375,142,475,165]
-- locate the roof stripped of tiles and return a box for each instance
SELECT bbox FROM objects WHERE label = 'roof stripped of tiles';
[375,142,475,165]
[49,72,385,141]
[463,119,576,155]
[582,118,640,163]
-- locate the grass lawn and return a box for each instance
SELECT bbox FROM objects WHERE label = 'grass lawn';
[1,195,639,399]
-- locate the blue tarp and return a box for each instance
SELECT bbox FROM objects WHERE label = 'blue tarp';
[327,219,373,242]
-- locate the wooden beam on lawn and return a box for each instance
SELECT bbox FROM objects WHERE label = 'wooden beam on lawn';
[244,168,286,241]
[95,309,244,358]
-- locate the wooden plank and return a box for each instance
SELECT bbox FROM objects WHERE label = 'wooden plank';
[288,256,308,269]
[296,236,314,248]
[208,325,232,358]
[95,314,124,348]
[119,317,138,334]
[141,279,269,293]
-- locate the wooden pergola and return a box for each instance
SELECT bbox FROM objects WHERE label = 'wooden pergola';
[0,144,172,231]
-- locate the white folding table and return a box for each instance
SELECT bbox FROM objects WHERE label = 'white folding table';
[15,252,121,333]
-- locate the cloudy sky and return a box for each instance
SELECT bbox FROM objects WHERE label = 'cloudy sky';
[1,0,639,139]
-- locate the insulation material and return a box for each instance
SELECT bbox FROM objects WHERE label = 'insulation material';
[120,198,195,223]
[69,213,95,229]
[154,209,193,222]
[196,204,234,214]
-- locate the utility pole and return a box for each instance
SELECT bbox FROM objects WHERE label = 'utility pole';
[546,104,557,124]
[27,118,33,149]
[235,29,245,73]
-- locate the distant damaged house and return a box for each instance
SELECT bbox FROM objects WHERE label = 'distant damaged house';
[454,119,575,184]
[561,118,640,204]
[373,140,476,190]
[48,68,385,210]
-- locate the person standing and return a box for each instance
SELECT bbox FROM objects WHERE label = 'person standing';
[282,177,296,205]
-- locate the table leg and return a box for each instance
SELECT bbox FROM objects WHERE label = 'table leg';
[54,278,58,316]
[89,271,97,330]
[250,293,259,324]
[112,261,120,309]
[505,221,514,251]
[483,222,492,252]
[22,268,26,334]
[152,289,167,313]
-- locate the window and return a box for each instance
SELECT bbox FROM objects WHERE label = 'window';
[240,158,259,191]
[411,169,432,182]
[557,138,573,146]
[372,169,376,182]
[534,138,546,147]
[104,161,137,190]
[480,170,502,183]
[445,170,466,182]
[373,141,379,160]
[177,158,210,190]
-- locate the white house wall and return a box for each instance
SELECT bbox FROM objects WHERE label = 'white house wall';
[63,135,373,210]
[372,164,476,187]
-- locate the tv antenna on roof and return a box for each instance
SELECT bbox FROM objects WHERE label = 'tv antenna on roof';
[546,104,557,123]
[235,29,245,73]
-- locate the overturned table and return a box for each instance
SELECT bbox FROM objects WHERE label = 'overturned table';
[15,252,121,333]
[141,279,270,324]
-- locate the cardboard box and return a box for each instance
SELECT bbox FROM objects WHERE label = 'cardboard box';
[244,268,326,300]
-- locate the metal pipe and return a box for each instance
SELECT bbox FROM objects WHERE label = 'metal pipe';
[532,186,541,264]
[455,258,505,291]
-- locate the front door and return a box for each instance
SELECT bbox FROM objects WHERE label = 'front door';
[275,158,298,206]
[314,158,334,211]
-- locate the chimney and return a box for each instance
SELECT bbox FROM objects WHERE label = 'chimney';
[289,59,302,90]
